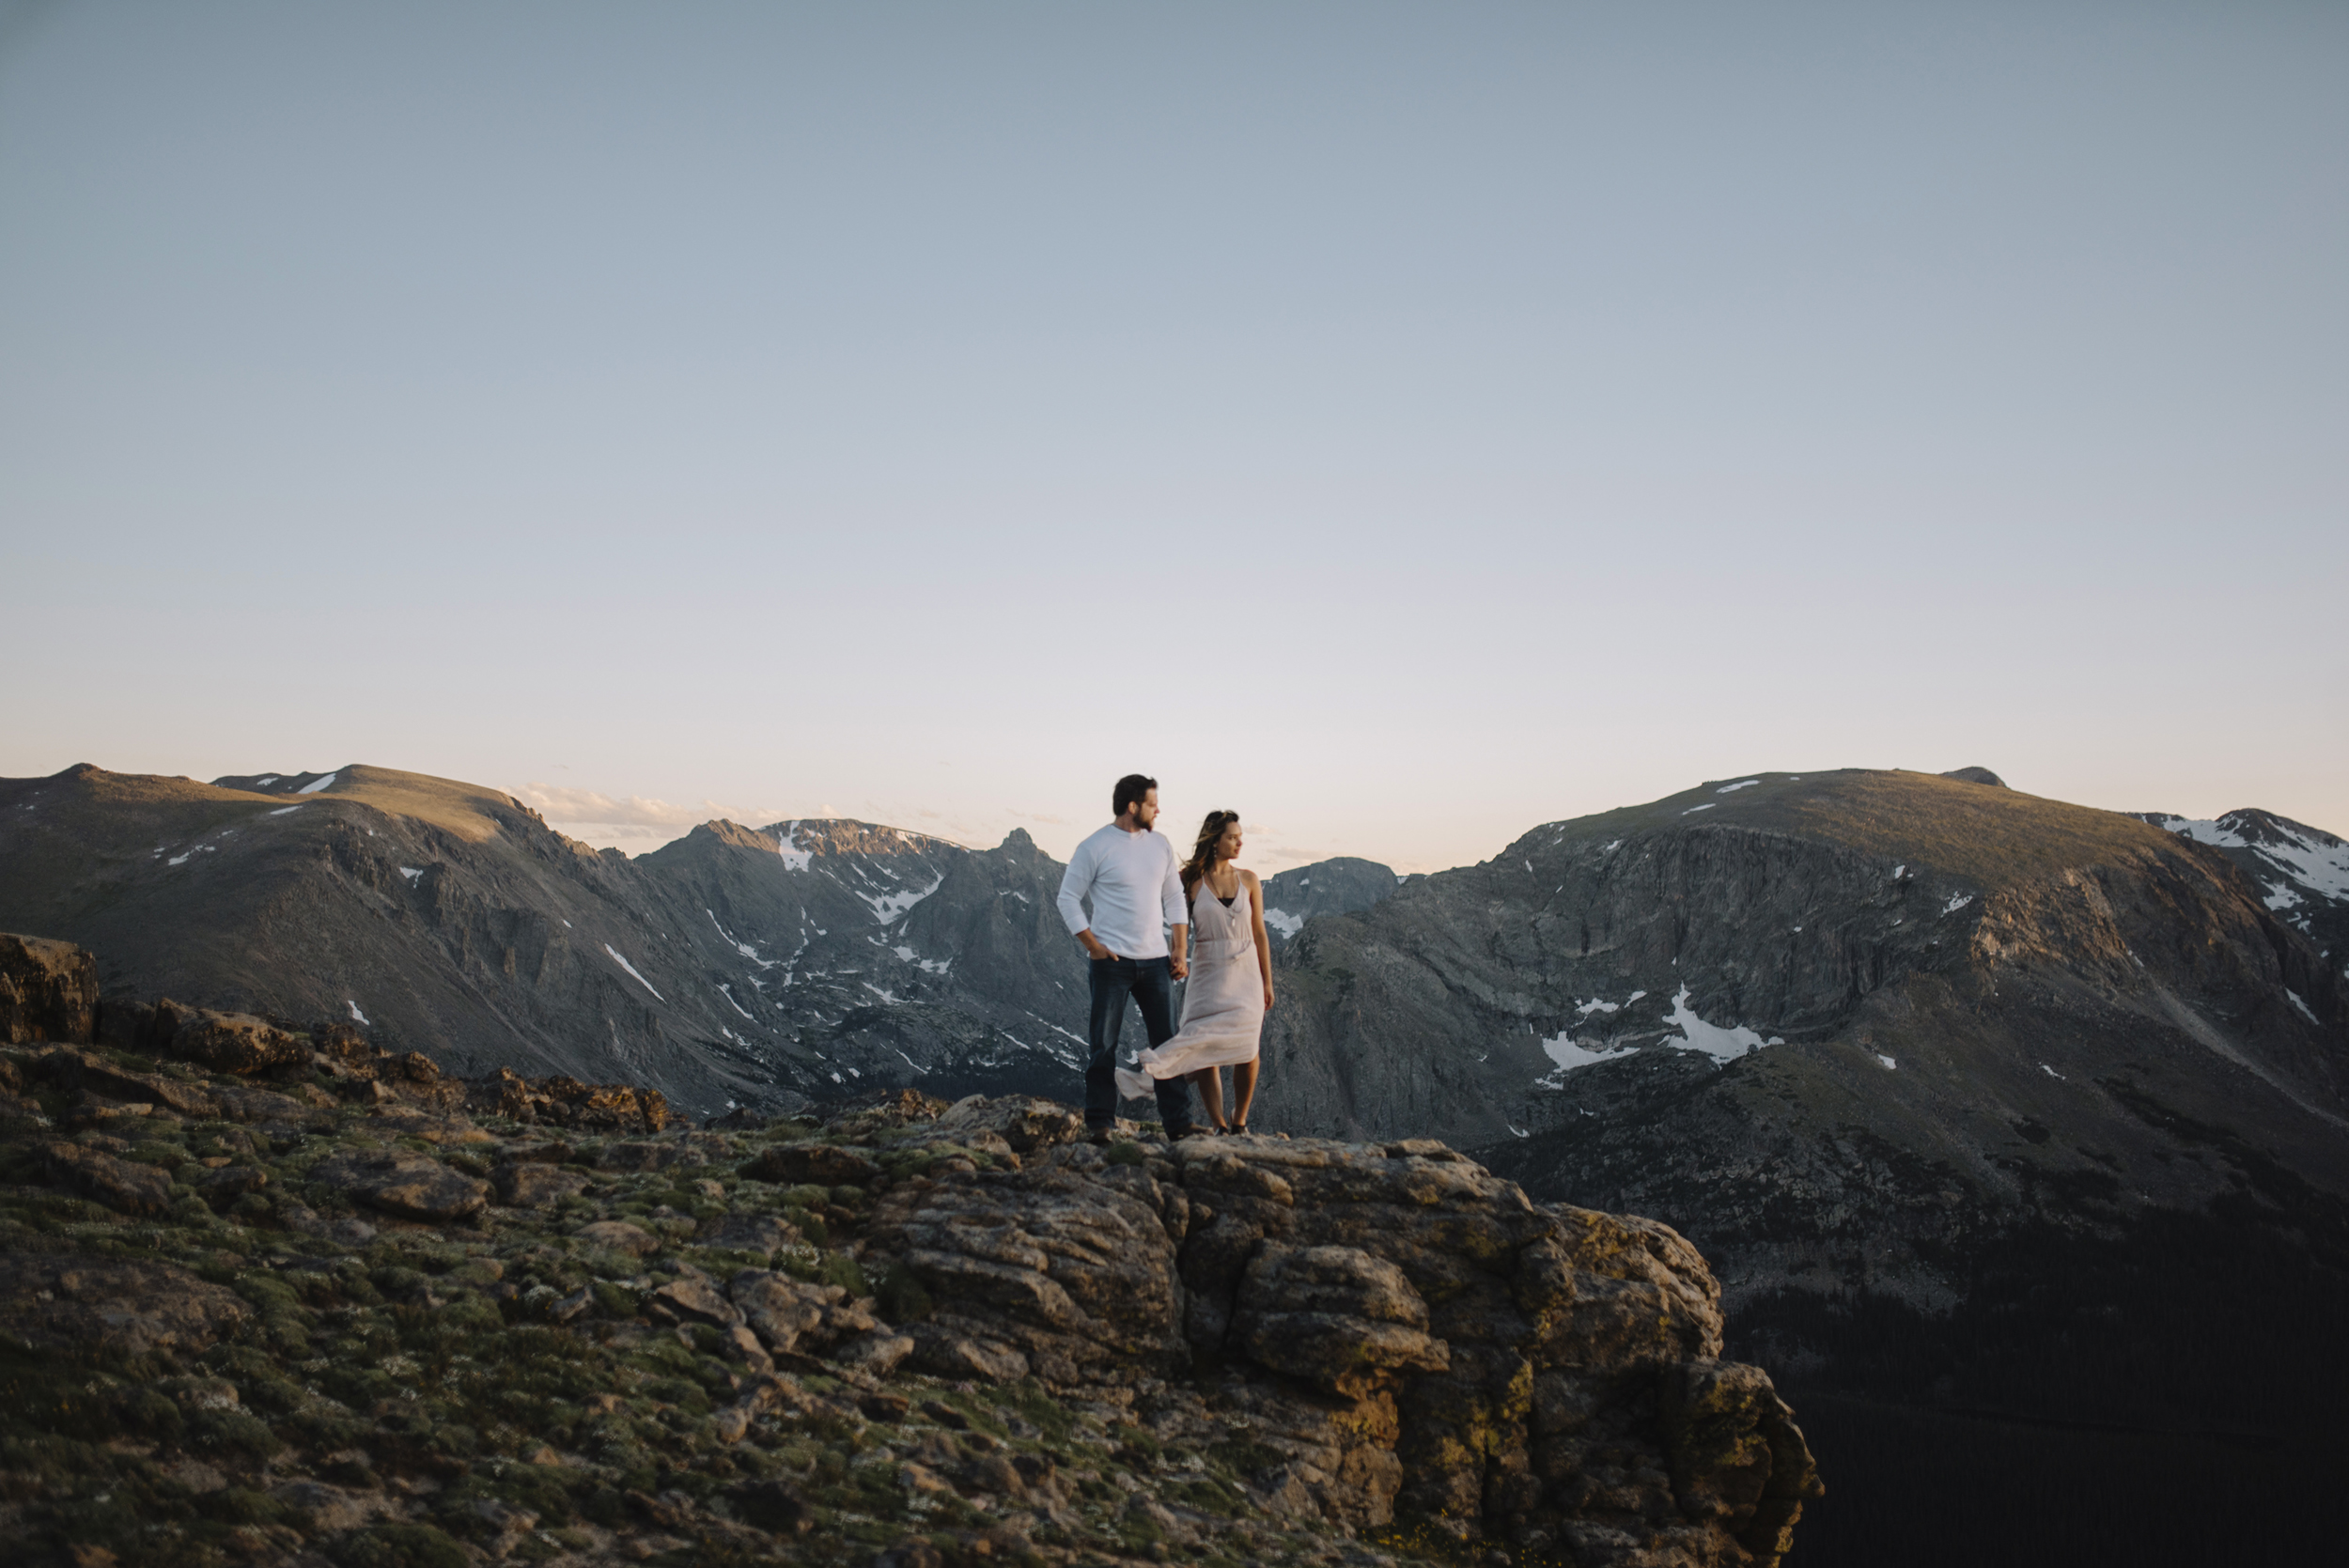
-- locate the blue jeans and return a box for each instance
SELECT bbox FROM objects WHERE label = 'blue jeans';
[1085,955,1192,1134]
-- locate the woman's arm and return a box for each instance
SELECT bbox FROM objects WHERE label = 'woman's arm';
[1245,870,1274,1010]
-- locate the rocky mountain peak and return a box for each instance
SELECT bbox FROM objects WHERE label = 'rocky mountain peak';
[1257,856,1406,947]
[2132,806,2349,954]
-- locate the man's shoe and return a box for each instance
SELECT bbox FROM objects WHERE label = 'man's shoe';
[1084,1125,1119,1145]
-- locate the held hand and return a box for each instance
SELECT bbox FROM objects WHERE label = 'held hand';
[1170,955,1190,981]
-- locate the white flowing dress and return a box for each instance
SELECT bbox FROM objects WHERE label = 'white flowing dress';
[1115,876,1264,1101]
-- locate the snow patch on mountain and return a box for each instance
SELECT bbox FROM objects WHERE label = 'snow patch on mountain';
[776,822,813,873]
[1535,1032,1637,1081]
[861,873,942,924]
[1660,986,1783,1063]
[603,944,664,1001]
[1577,991,1645,1017]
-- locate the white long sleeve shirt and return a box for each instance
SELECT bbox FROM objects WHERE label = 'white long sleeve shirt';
[1056,823,1187,958]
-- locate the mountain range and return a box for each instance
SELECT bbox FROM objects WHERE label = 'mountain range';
[1248,767,2347,1563]
[5,756,2347,1559]
[0,764,1408,1122]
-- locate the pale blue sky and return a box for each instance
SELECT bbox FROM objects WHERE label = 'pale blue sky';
[3,1,2342,870]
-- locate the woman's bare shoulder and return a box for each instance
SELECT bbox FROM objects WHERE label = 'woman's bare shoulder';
[1240,868,1262,888]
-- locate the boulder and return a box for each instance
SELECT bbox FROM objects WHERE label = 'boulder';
[388,1051,442,1084]
[867,1165,1190,1387]
[167,1007,309,1074]
[833,1330,916,1375]
[210,1081,334,1129]
[574,1219,661,1257]
[492,1163,589,1208]
[536,1073,670,1132]
[48,1050,222,1119]
[924,1094,1087,1156]
[1660,1359,1825,1562]
[740,1141,881,1188]
[696,1211,801,1254]
[43,1140,173,1215]
[652,1276,743,1328]
[0,934,97,1045]
[1234,1243,1451,1397]
[0,1252,249,1356]
[730,1269,831,1353]
[308,1149,490,1221]
[195,1164,269,1207]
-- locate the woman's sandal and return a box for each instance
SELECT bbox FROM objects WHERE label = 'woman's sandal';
[1229,1122,1249,1136]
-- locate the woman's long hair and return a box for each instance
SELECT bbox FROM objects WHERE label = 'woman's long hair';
[1181,810,1239,899]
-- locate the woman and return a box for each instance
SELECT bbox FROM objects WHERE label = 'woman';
[1115,809,1272,1133]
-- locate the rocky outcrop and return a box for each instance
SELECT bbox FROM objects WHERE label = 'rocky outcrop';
[167,1007,311,1073]
[308,1147,490,1221]
[852,1099,1819,1563]
[463,1065,670,1131]
[490,1160,589,1207]
[0,933,96,1046]
[0,939,1825,1568]
[0,1252,249,1355]
[41,1139,173,1214]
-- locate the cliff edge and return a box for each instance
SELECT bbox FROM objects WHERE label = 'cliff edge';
[0,934,1817,1568]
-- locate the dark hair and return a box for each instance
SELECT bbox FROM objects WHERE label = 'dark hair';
[1181,811,1239,898]
[1112,774,1158,819]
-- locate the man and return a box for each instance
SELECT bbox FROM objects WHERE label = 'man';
[1056,772,1194,1141]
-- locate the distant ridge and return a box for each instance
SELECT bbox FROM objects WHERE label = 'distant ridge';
[1251,765,2349,1561]
[0,763,1397,1120]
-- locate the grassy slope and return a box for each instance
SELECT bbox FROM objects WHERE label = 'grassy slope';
[297,767,524,846]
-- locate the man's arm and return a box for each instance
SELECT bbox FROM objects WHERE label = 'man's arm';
[1056,836,1115,960]
[1161,839,1190,980]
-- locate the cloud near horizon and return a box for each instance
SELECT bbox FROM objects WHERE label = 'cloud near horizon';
[514,783,773,831]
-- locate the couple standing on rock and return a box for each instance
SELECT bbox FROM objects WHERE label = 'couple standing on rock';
[1054,773,1273,1141]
